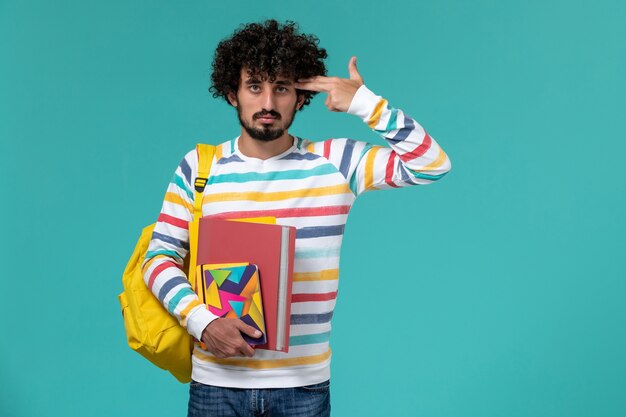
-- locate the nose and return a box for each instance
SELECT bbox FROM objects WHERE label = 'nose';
[261,88,276,111]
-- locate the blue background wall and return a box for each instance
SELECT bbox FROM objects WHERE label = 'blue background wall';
[1,0,625,416]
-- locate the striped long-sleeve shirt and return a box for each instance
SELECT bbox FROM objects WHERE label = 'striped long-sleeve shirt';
[142,85,451,388]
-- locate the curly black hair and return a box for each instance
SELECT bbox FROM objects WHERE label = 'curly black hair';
[210,19,328,110]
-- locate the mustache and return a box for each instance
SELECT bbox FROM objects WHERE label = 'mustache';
[253,110,281,120]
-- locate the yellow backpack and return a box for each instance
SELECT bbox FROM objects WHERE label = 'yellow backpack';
[118,144,215,383]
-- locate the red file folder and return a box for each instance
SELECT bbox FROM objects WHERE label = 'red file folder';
[196,217,296,352]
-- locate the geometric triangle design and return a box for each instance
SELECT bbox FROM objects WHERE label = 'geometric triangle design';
[199,264,266,346]
[207,280,221,310]
[229,300,244,317]
[240,275,257,299]
[252,290,262,312]
[226,266,246,284]
[210,269,231,287]
[247,297,265,334]
[218,290,246,314]
[202,266,214,287]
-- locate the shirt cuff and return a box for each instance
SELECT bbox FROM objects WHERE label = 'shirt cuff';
[186,305,219,341]
[347,85,383,121]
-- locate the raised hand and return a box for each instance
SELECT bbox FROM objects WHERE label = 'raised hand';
[295,56,364,112]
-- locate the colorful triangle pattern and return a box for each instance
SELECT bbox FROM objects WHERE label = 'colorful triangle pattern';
[229,300,244,317]
[210,269,231,287]
[200,264,266,345]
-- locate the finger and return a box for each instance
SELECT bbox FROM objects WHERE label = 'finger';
[296,75,332,84]
[239,342,255,357]
[295,77,334,92]
[348,56,363,82]
[236,320,262,339]
[294,81,329,92]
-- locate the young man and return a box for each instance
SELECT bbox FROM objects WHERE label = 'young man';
[143,19,451,416]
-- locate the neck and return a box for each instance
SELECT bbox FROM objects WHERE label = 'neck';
[237,130,294,160]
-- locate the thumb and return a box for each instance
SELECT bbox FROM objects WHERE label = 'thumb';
[348,56,363,83]
[236,320,262,338]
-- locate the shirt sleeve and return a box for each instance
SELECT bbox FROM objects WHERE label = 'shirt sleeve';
[141,149,219,341]
[340,85,452,196]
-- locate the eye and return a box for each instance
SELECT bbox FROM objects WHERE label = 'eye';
[249,84,261,93]
[276,86,288,93]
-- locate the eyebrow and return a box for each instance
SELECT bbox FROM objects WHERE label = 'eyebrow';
[244,78,293,86]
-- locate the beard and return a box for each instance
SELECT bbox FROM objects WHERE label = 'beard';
[237,104,298,142]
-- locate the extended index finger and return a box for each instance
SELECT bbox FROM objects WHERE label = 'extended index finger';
[294,76,334,92]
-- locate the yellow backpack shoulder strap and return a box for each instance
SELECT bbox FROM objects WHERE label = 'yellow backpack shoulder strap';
[188,143,216,290]
[193,143,215,217]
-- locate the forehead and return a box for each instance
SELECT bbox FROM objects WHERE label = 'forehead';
[240,67,294,83]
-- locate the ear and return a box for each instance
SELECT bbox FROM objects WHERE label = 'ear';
[227,92,238,107]
[296,92,306,110]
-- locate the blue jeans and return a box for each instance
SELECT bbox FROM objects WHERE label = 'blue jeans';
[188,380,331,417]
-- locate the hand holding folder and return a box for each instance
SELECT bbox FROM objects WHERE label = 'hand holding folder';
[200,317,261,358]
